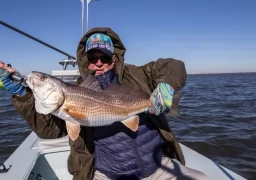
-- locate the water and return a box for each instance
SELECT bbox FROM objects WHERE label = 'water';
[0,73,255,179]
[0,93,31,162]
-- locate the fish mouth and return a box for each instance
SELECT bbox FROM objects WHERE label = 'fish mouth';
[26,71,44,89]
[26,74,33,89]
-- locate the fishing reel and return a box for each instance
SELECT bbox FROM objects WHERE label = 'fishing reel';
[11,71,28,87]
[7,64,28,87]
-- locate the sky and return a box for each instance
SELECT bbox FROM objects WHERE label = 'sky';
[0,0,255,75]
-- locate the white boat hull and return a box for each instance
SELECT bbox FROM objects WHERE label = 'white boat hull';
[0,132,247,180]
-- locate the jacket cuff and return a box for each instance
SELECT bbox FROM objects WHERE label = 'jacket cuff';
[12,88,32,102]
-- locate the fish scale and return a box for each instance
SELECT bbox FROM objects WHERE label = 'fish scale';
[58,85,150,127]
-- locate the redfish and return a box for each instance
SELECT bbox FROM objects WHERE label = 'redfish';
[26,71,182,141]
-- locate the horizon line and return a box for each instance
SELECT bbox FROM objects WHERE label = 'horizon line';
[187,71,256,75]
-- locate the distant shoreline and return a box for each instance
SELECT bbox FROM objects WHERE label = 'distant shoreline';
[187,72,256,75]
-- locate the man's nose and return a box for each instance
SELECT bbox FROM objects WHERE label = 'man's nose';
[95,59,103,66]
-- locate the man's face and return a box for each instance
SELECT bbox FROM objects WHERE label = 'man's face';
[87,50,115,76]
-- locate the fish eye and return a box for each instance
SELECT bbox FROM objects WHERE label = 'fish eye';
[40,76,45,81]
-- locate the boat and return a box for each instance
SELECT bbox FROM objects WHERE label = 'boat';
[0,21,247,180]
[0,127,247,180]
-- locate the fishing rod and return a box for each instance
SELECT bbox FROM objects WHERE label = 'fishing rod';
[0,20,77,87]
[0,20,76,60]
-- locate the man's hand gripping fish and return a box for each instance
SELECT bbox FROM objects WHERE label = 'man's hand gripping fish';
[26,71,183,141]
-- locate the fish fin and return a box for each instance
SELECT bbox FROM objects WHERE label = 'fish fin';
[121,115,140,132]
[66,121,80,141]
[62,107,87,120]
[52,109,79,123]
[103,84,150,99]
[167,92,184,117]
[79,75,102,91]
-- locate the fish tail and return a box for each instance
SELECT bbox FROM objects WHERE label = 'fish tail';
[167,92,183,117]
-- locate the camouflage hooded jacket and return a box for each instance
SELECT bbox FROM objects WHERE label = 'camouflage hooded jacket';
[12,27,187,180]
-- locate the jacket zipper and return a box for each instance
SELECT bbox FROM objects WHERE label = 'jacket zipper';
[103,73,108,86]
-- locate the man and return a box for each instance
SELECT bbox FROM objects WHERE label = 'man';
[0,28,209,180]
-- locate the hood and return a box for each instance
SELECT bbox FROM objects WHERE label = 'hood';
[76,27,126,83]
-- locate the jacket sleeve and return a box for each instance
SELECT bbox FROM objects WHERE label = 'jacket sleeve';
[123,58,187,93]
[143,58,187,91]
[11,89,67,139]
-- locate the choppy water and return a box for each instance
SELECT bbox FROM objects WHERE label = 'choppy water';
[0,73,255,179]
